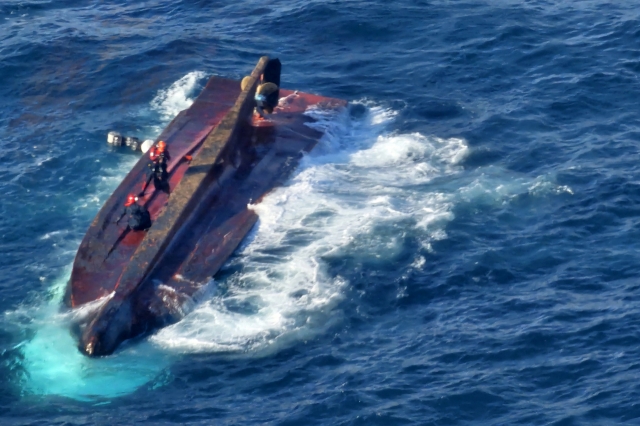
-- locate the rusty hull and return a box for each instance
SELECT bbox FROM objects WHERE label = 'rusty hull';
[68,57,346,356]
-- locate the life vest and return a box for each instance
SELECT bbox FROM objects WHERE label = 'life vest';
[149,146,159,162]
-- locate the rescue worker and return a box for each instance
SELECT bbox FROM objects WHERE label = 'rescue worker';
[116,194,151,231]
[241,73,280,119]
[150,140,171,167]
[141,140,171,194]
[254,81,279,118]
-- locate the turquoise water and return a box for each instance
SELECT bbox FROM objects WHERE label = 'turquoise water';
[16,267,171,400]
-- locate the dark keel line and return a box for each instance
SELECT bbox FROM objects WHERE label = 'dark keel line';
[70,57,347,357]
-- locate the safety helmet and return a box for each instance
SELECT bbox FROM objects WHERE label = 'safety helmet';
[149,146,158,161]
[156,140,166,153]
[125,194,138,207]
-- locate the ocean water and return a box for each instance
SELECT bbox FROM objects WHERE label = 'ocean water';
[1,0,640,424]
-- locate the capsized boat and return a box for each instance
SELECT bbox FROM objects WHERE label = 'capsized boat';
[66,57,346,356]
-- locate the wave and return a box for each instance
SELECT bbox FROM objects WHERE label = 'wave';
[151,102,469,355]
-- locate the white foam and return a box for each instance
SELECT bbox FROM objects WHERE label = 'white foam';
[17,90,474,397]
[151,102,468,355]
[456,166,574,207]
[528,178,574,196]
[150,71,206,122]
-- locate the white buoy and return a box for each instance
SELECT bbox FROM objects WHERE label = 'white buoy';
[124,136,139,147]
[107,131,122,146]
[140,139,154,154]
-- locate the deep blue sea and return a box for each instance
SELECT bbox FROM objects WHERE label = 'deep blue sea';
[2,0,640,424]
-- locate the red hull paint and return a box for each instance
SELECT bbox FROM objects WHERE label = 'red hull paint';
[67,61,345,356]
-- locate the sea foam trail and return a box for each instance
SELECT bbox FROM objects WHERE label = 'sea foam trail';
[15,85,473,398]
[150,102,470,355]
[150,71,207,122]
[11,72,206,401]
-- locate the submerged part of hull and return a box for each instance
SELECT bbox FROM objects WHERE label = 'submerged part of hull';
[69,57,346,356]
